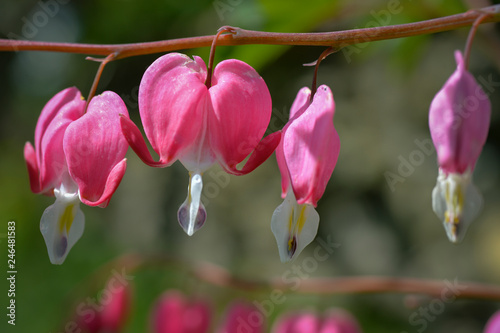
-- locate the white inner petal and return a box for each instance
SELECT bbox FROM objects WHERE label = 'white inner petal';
[432,169,483,243]
[178,172,207,236]
[40,185,85,265]
[271,190,319,262]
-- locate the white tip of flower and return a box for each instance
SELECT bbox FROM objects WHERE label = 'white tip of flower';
[178,173,206,236]
[432,170,483,243]
[40,189,84,265]
[271,191,319,262]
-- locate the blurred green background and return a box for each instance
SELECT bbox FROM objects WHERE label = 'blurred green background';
[1,0,500,332]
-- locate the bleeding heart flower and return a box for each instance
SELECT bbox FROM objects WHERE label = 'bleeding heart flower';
[272,309,362,333]
[218,302,265,333]
[76,276,131,333]
[429,50,491,243]
[271,85,340,262]
[120,52,281,236]
[24,87,129,264]
[150,290,211,333]
[484,310,500,333]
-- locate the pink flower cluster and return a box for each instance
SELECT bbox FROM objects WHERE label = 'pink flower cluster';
[73,284,362,333]
[25,51,341,264]
[25,46,492,264]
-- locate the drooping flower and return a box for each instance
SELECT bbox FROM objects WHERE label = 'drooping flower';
[218,301,265,333]
[24,88,129,264]
[76,276,131,333]
[271,85,340,262]
[429,50,491,243]
[150,290,211,333]
[120,52,281,236]
[272,309,362,333]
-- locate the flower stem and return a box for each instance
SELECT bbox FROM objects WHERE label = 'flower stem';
[463,12,491,69]
[205,26,236,88]
[309,47,337,99]
[84,52,118,110]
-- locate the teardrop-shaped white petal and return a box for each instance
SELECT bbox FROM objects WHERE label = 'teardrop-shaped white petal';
[271,190,319,262]
[432,169,482,243]
[40,188,84,265]
[178,172,206,236]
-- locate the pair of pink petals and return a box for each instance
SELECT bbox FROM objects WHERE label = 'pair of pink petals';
[272,309,362,333]
[121,53,281,236]
[76,277,131,333]
[24,87,129,264]
[151,291,263,333]
[272,85,340,262]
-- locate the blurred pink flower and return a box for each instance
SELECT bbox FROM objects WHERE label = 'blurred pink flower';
[151,290,211,333]
[77,277,131,333]
[218,302,265,333]
[120,53,280,236]
[272,309,362,333]
[24,87,129,264]
[271,85,340,262]
[484,310,500,333]
[429,50,491,242]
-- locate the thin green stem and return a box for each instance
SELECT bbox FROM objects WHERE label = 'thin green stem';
[1,5,499,59]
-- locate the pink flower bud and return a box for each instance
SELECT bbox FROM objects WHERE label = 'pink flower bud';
[429,51,491,243]
[25,88,130,264]
[272,85,340,262]
[219,302,265,333]
[150,290,211,333]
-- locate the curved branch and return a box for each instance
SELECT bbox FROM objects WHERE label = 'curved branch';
[93,253,500,301]
[0,5,499,59]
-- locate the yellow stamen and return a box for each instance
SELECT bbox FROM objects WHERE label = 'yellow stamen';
[58,204,74,234]
[297,205,307,233]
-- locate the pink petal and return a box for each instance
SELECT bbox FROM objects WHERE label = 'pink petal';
[272,312,320,333]
[24,142,41,193]
[289,87,312,120]
[100,279,131,332]
[120,115,170,167]
[64,91,129,207]
[138,53,210,165]
[319,309,362,333]
[429,50,491,174]
[484,310,500,333]
[184,301,212,333]
[31,87,86,193]
[276,87,312,197]
[219,302,264,333]
[283,85,340,206]
[151,291,211,333]
[208,59,273,171]
[223,131,281,176]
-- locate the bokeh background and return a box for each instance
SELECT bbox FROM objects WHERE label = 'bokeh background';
[1,0,500,332]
